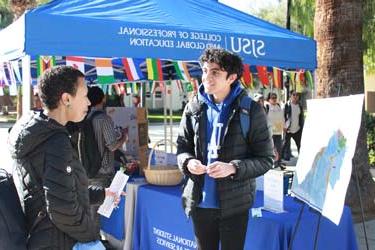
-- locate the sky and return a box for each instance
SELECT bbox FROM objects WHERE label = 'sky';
[218,0,279,14]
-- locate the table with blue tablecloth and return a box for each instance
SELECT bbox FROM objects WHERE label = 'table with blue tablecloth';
[131,184,358,250]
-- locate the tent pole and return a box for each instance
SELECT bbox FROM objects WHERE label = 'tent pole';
[22,55,31,114]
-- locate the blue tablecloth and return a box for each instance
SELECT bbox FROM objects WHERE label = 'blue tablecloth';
[132,185,358,250]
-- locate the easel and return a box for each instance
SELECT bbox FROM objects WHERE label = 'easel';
[288,160,371,250]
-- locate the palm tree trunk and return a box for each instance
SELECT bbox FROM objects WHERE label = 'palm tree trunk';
[315,0,375,220]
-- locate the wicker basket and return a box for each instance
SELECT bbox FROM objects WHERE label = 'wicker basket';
[144,139,183,186]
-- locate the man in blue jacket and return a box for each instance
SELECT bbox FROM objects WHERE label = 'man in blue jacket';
[177,48,274,250]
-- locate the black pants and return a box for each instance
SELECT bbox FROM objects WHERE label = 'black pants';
[282,129,302,160]
[191,207,249,250]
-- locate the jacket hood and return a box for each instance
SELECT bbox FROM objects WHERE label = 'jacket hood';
[8,111,68,159]
[198,81,243,110]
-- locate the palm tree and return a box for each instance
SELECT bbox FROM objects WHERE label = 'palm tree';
[315,0,375,219]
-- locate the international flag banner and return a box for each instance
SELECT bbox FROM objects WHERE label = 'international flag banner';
[121,58,144,81]
[305,70,314,90]
[5,62,16,86]
[272,68,283,89]
[256,66,269,87]
[173,61,191,81]
[95,58,115,84]
[37,56,55,77]
[66,56,85,73]
[146,58,163,81]
[241,64,253,88]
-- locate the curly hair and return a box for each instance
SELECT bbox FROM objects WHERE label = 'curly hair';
[199,47,243,81]
[38,66,84,110]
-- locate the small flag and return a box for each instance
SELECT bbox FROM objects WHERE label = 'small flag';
[151,81,158,94]
[146,58,163,81]
[121,58,144,81]
[272,68,283,89]
[66,56,85,74]
[185,81,194,93]
[305,71,314,90]
[113,84,121,95]
[37,56,55,77]
[119,84,126,94]
[175,80,184,92]
[95,58,115,84]
[158,81,165,93]
[241,64,253,88]
[126,82,132,94]
[173,61,191,81]
[289,71,296,90]
[256,66,269,87]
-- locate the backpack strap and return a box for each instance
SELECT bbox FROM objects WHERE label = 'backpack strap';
[239,95,253,141]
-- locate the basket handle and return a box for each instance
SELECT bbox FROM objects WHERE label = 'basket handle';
[147,139,177,170]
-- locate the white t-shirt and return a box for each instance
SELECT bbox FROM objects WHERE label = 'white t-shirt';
[288,103,301,133]
[267,103,284,135]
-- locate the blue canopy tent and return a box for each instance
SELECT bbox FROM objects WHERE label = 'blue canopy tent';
[0,0,316,111]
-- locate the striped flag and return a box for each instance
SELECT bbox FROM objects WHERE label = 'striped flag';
[146,58,163,81]
[241,64,253,88]
[173,61,191,81]
[66,56,85,73]
[37,56,55,77]
[256,66,269,87]
[272,68,283,89]
[95,58,115,84]
[175,80,184,92]
[126,82,132,94]
[121,58,144,81]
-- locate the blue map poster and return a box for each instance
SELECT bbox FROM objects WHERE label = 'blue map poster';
[291,94,364,225]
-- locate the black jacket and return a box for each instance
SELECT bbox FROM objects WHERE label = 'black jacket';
[177,91,274,218]
[8,111,105,250]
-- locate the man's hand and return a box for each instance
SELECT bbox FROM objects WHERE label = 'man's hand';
[206,161,236,178]
[187,159,206,175]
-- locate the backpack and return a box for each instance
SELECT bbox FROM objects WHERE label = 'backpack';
[0,168,27,250]
[0,164,45,250]
[239,94,253,141]
[78,111,103,178]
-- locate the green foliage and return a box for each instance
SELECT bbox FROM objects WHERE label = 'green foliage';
[366,112,375,166]
[257,0,375,72]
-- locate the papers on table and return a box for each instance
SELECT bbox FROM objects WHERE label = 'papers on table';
[263,169,284,213]
[98,170,129,218]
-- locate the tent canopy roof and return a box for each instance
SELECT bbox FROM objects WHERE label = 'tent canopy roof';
[0,0,316,69]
